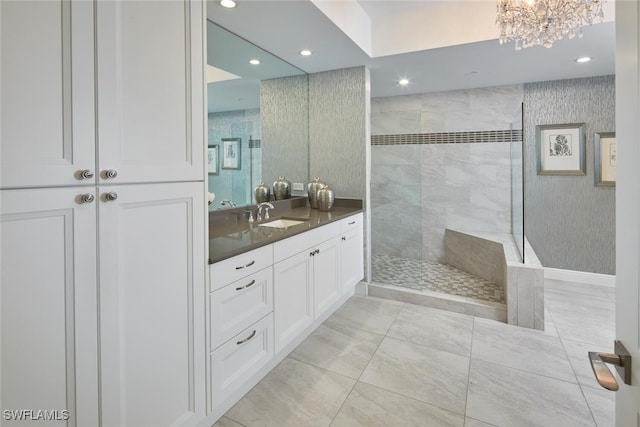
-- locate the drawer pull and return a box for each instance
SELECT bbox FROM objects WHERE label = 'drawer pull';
[236,330,257,345]
[235,260,256,270]
[235,279,256,291]
[348,221,356,225]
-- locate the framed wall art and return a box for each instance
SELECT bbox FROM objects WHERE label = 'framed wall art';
[207,144,219,175]
[222,137,241,170]
[594,132,616,187]
[535,123,586,176]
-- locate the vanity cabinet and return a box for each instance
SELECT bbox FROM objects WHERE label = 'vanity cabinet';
[273,250,314,354]
[340,213,365,292]
[207,213,363,422]
[1,1,207,426]
[208,245,275,412]
[272,222,341,353]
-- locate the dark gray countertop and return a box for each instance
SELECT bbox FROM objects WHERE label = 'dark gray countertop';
[208,198,363,264]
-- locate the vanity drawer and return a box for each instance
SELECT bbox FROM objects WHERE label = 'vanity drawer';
[210,266,273,350]
[210,313,273,409]
[273,221,340,263]
[340,212,363,234]
[210,244,273,292]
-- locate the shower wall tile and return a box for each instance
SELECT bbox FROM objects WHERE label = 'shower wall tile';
[421,90,470,114]
[371,110,421,135]
[372,94,422,113]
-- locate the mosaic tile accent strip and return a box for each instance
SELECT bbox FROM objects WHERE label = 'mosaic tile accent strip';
[371,130,522,145]
[371,254,505,304]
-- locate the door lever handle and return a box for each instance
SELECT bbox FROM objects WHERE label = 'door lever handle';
[588,340,632,391]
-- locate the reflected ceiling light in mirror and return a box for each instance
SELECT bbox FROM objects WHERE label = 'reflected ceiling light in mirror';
[576,56,592,63]
[398,78,410,86]
[220,0,236,8]
[249,59,260,65]
[300,50,312,56]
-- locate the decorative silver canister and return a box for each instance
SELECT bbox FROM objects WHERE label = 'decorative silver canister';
[254,182,270,203]
[272,176,291,200]
[317,185,335,212]
[307,177,325,209]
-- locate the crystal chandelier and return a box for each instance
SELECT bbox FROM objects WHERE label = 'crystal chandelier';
[496,0,605,50]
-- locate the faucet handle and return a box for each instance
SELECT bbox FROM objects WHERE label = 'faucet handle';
[264,209,270,220]
[243,209,255,223]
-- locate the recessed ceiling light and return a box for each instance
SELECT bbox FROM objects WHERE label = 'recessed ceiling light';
[576,57,591,63]
[398,78,409,86]
[300,50,312,56]
[220,0,236,8]
[249,59,260,65]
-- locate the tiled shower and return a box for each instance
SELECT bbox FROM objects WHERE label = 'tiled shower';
[370,84,524,305]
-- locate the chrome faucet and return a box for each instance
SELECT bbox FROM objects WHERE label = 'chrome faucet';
[256,202,275,221]
[221,199,236,207]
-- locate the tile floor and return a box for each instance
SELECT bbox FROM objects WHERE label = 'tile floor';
[371,255,505,304]
[215,278,616,427]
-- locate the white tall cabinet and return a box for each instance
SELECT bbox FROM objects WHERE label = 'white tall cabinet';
[0,1,206,427]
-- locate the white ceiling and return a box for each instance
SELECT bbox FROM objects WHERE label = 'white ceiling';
[206,0,615,105]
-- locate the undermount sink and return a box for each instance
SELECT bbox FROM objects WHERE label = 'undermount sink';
[258,218,307,229]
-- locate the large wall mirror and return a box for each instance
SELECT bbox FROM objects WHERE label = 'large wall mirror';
[207,21,308,209]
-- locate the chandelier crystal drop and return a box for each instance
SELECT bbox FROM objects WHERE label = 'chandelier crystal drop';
[496,0,605,50]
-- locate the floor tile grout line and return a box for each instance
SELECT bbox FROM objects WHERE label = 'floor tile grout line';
[327,300,406,427]
[462,317,477,424]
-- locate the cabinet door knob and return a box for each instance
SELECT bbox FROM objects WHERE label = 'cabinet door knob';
[341,236,346,241]
[104,169,118,179]
[80,193,95,204]
[80,169,94,179]
[105,192,118,201]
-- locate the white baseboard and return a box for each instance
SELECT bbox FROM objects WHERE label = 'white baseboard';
[544,267,615,288]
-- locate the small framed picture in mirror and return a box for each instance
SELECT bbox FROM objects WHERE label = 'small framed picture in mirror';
[222,138,241,170]
[207,144,219,175]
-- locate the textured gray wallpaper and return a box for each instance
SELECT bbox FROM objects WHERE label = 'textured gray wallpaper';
[524,76,615,274]
[260,75,309,191]
[309,67,368,200]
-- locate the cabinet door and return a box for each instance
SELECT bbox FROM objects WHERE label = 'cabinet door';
[313,237,341,316]
[340,228,364,292]
[1,0,95,188]
[273,251,313,354]
[1,187,99,426]
[98,182,205,427]
[96,0,204,184]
